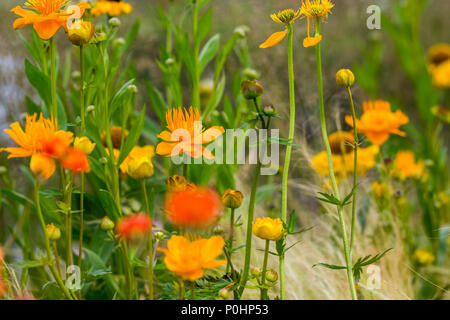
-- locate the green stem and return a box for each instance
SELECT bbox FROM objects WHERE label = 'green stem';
[260,240,270,300]
[279,22,296,301]
[141,180,154,300]
[78,45,86,278]
[65,174,75,266]
[226,208,235,274]
[347,86,359,258]
[35,180,74,300]
[315,19,357,300]
[192,1,201,108]
[50,37,58,121]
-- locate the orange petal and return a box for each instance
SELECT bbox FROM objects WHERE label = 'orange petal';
[156,141,177,157]
[260,31,287,49]
[33,19,63,40]
[303,36,322,48]
[202,126,225,144]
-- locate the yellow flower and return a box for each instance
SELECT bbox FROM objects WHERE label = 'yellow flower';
[91,0,132,18]
[300,0,334,48]
[431,59,450,89]
[431,105,450,123]
[102,126,128,149]
[345,100,409,146]
[158,235,226,281]
[336,69,355,87]
[391,151,425,180]
[166,175,188,193]
[371,181,388,198]
[156,107,224,160]
[74,136,96,155]
[427,43,450,71]
[67,19,95,46]
[30,153,56,180]
[11,1,90,40]
[259,9,301,49]
[46,223,61,241]
[311,131,379,178]
[221,189,244,209]
[252,217,285,241]
[124,145,155,180]
[413,249,435,266]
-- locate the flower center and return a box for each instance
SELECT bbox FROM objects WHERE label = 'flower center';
[25,0,69,15]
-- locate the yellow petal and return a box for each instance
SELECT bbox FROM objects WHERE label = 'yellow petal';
[303,35,322,48]
[260,31,287,49]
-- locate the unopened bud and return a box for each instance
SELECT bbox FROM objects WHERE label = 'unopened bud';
[155,232,165,241]
[266,269,278,282]
[72,70,81,81]
[213,225,224,235]
[113,37,125,47]
[243,68,260,80]
[109,17,121,28]
[218,288,230,300]
[222,189,243,209]
[263,104,278,117]
[0,166,7,175]
[46,223,61,241]
[128,84,138,94]
[251,267,261,278]
[241,80,263,100]
[87,105,95,114]
[90,32,107,45]
[100,216,115,231]
[234,25,249,38]
[336,69,355,87]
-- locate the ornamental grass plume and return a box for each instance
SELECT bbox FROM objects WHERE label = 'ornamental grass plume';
[158,235,226,281]
[11,0,90,40]
[156,107,224,160]
[165,188,222,229]
[345,100,409,146]
[91,0,133,18]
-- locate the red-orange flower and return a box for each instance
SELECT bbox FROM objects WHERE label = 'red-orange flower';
[60,147,90,173]
[165,188,222,229]
[116,213,152,239]
[11,1,91,40]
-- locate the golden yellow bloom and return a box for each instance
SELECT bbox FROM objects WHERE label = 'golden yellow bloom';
[432,106,450,123]
[74,136,96,155]
[252,217,285,241]
[371,181,388,198]
[336,69,355,87]
[158,235,226,281]
[124,145,155,180]
[91,0,132,18]
[102,126,128,149]
[427,43,450,71]
[67,19,94,46]
[413,249,435,266]
[311,131,379,178]
[166,175,188,193]
[46,223,61,241]
[300,0,334,48]
[156,107,224,160]
[391,151,425,180]
[221,189,244,209]
[431,59,450,89]
[259,9,301,49]
[30,153,56,180]
[11,1,90,40]
[345,100,409,146]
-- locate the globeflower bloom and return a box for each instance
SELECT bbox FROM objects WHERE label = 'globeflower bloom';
[1,113,73,180]
[427,43,450,72]
[156,107,224,160]
[300,0,334,48]
[74,136,96,155]
[158,235,226,281]
[259,9,301,49]
[253,217,285,241]
[431,60,450,89]
[311,131,379,178]
[122,145,155,180]
[11,0,90,40]
[91,0,132,17]
[60,147,91,173]
[413,249,435,266]
[67,19,95,46]
[165,188,222,229]
[391,151,425,180]
[117,213,152,239]
[345,100,409,145]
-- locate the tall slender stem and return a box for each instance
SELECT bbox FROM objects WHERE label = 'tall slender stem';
[50,37,58,121]
[78,45,86,275]
[141,180,154,300]
[315,19,357,300]
[260,240,270,300]
[347,86,359,257]
[279,22,296,301]
[65,174,75,266]
[192,1,201,109]
[226,208,235,274]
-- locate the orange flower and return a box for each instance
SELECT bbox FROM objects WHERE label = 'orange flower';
[156,107,224,160]
[165,188,222,229]
[345,100,409,145]
[260,9,301,49]
[1,113,73,180]
[116,213,151,239]
[300,0,334,48]
[391,151,425,180]
[60,147,90,173]
[158,235,226,281]
[0,247,6,298]
[11,1,90,40]
[91,0,133,18]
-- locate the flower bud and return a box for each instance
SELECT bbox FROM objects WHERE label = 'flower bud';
[102,126,129,149]
[128,84,138,94]
[90,32,107,45]
[221,189,243,209]
[165,58,175,66]
[100,216,115,231]
[72,70,81,81]
[218,288,230,300]
[251,267,261,278]
[0,166,7,175]
[263,104,278,117]
[87,105,95,114]
[241,80,263,100]
[243,68,260,80]
[46,223,61,241]
[109,17,121,28]
[113,37,125,47]
[213,225,224,235]
[155,231,165,241]
[253,217,285,241]
[336,69,355,87]
[234,25,250,38]
[266,269,278,282]
[74,136,96,155]
[166,175,187,192]
[99,157,108,164]
[68,20,95,46]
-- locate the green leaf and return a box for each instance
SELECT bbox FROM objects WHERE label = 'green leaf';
[14,260,44,269]
[120,18,140,55]
[109,79,135,117]
[98,190,120,219]
[25,59,51,113]
[312,263,346,270]
[196,7,212,46]
[255,184,278,205]
[117,106,146,166]
[202,75,225,120]
[215,33,239,84]
[199,34,221,74]
[145,81,168,124]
